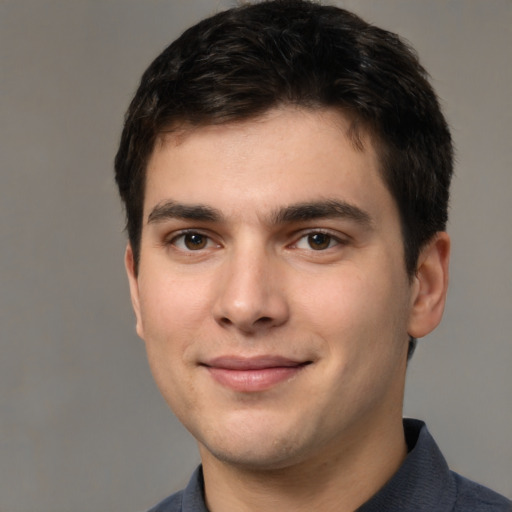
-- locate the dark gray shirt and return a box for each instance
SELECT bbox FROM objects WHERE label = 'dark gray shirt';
[148,419,511,511]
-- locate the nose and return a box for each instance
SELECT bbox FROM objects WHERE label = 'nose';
[212,247,289,335]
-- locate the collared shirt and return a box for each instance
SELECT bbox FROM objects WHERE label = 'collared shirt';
[147,419,512,512]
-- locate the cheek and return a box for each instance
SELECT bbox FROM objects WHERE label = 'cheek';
[139,272,210,339]
[136,272,215,398]
[137,274,209,412]
[294,262,409,351]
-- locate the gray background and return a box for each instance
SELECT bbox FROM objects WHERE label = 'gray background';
[1,1,510,510]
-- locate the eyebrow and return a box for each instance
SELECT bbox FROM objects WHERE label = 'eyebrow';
[147,200,222,224]
[147,198,373,228]
[270,199,373,228]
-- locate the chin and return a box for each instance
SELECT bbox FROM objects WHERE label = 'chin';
[204,442,305,471]
[196,419,316,471]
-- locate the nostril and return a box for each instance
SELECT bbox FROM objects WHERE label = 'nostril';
[217,315,274,331]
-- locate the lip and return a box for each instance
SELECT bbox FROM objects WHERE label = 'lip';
[201,356,311,392]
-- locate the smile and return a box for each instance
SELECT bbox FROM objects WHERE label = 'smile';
[201,356,312,392]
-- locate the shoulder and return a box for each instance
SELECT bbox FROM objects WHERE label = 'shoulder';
[146,489,184,512]
[453,473,512,511]
[145,466,206,512]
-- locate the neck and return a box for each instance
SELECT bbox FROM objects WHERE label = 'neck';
[200,413,407,512]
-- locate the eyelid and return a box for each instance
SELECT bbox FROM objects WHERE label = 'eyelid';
[165,229,221,250]
[289,228,349,250]
[162,227,349,251]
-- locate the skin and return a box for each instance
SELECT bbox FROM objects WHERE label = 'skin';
[126,107,450,512]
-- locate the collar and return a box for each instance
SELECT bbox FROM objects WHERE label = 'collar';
[179,419,457,511]
[356,418,456,511]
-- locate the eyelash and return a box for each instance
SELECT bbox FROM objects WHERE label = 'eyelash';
[292,230,345,251]
[165,229,347,253]
[166,230,218,251]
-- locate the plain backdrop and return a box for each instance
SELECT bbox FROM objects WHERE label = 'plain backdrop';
[1,1,511,510]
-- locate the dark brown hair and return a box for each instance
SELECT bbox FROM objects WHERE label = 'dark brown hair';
[115,0,453,276]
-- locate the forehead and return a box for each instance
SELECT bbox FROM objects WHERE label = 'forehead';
[144,107,393,223]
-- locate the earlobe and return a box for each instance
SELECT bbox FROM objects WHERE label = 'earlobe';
[124,244,144,339]
[408,232,450,339]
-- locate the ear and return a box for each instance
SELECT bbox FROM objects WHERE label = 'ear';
[408,232,450,339]
[124,244,145,339]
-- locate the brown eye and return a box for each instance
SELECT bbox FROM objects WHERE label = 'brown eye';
[169,231,219,253]
[307,233,333,250]
[183,233,208,250]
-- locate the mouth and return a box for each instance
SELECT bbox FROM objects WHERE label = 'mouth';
[201,356,312,392]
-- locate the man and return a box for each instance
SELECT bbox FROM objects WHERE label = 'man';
[114,1,511,510]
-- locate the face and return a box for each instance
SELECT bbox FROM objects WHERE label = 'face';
[126,108,444,471]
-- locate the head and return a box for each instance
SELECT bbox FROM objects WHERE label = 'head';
[114,0,452,476]
[115,0,453,278]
